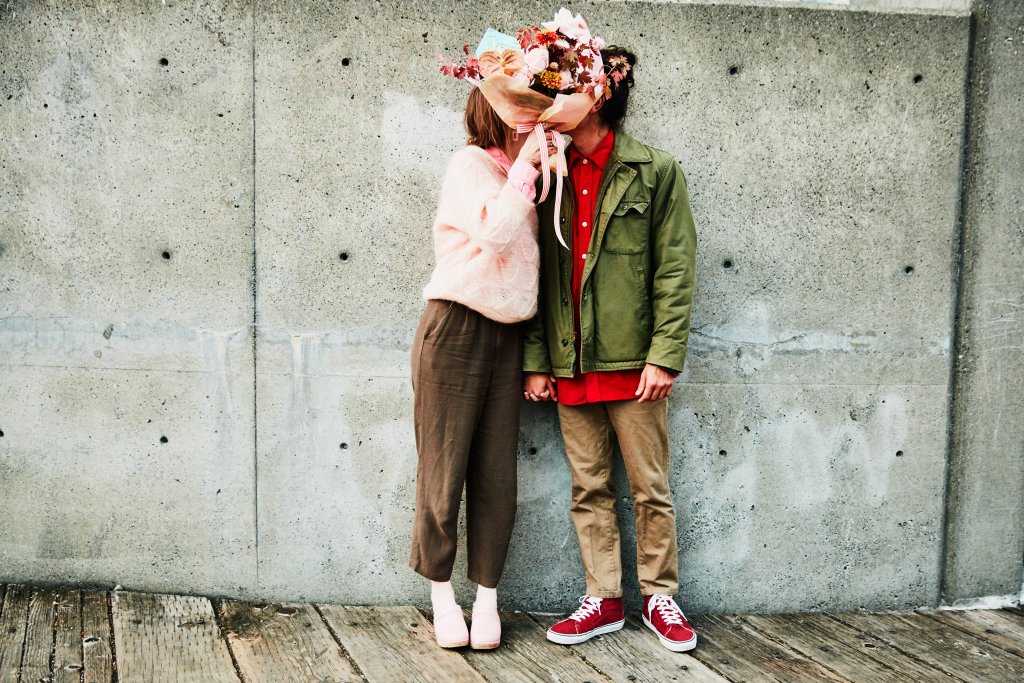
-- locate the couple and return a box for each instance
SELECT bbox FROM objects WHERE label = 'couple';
[409,41,698,654]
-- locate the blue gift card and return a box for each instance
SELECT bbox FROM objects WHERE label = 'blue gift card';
[474,28,521,57]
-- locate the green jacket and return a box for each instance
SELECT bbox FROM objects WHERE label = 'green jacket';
[523,130,698,377]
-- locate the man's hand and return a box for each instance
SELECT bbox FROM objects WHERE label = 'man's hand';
[523,372,558,402]
[635,364,675,403]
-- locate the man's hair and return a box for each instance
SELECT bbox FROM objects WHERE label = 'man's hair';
[598,46,637,130]
[464,87,512,157]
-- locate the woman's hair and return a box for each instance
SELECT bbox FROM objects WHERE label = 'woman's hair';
[598,46,638,130]
[465,87,512,156]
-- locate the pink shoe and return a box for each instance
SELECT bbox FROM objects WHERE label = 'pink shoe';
[432,605,469,648]
[470,600,501,649]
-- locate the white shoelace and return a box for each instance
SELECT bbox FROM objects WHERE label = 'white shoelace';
[568,596,603,622]
[649,594,685,626]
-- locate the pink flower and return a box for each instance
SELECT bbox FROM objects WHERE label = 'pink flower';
[525,46,550,74]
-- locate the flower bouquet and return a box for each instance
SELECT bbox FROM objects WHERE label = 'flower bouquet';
[439,8,628,247]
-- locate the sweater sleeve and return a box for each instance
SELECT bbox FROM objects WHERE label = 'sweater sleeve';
[439,148,537,255]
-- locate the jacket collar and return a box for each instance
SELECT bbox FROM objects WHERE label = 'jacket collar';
[564,129,651,165]
[610,130,652,163]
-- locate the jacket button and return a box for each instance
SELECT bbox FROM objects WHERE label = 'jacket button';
[561,298,568,306]
[561,339,569,347]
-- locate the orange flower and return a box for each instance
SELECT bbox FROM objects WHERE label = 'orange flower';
[477,49,527,78]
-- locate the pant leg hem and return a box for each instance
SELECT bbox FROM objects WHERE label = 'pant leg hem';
[410,559,453,583]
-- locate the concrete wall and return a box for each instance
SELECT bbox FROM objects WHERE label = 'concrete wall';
[0,0,1020,613]
[940,0,1024,605]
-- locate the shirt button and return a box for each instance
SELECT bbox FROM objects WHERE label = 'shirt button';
[581,253,587,260]
[582,159,589,165]
[581,221,588,228]
[582,189,588,195]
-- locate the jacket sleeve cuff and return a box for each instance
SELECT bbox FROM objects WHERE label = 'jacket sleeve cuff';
[645,344,687,375]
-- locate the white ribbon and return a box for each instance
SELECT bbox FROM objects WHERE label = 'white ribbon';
[527,122,569,250]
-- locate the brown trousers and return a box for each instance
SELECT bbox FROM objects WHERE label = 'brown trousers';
[409,299,522,588]
[557,398,679,597]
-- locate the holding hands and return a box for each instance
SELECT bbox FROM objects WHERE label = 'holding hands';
[523,373,558,402]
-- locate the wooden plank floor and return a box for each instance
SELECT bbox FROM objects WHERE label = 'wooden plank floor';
[0,584,1021,682]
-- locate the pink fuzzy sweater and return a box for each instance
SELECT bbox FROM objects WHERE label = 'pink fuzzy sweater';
[422,145,540,323]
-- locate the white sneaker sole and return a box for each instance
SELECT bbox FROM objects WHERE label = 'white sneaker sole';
[546,619,625,645]
[642,614,697,652]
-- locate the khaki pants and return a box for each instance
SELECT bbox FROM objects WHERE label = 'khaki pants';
[409,299,522,588]
[557,399,679,597]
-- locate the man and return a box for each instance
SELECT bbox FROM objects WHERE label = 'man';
[523,47,698,653]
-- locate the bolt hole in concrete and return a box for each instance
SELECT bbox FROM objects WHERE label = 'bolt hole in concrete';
[719,449,727,456]
[339,252,349,261]
[0,428,4,437]
[159,57,169,67]
[342,57,351,66]
[528,447,538,455]
[728,65,739,76]
[340,442,348,449]
[161,250,171,260]
[896,450,904,457]
[913,73,923,84]
[904,265,914,274]
[160,436,168,444]
[723,259,733,269]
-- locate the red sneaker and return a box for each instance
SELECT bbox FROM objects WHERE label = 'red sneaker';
[546,596,625,645]
[642,594,697,652]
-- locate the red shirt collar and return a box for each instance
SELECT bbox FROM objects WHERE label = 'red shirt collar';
[568,128,615,171]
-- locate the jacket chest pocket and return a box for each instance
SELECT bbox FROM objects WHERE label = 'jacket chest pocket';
[603,200,649,254]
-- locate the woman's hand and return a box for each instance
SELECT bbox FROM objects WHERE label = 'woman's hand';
[523,372,558,402]
[517,130,559,168]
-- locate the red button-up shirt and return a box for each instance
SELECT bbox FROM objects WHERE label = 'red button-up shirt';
[556,129,644,406]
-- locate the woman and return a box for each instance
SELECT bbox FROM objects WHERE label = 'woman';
[409,87,555,650]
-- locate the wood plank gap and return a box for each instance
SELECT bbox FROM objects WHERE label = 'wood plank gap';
[105,592,118,683]
[79,591,84,683]
[211,599,247,683]
[311,603,369,682]
[823,613,964,681]
[15,586,34,683]
[50,587,60,682]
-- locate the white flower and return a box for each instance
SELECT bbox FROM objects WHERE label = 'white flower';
[543,7,591,42]
[559,69,573,90]
[525,46,550,75]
